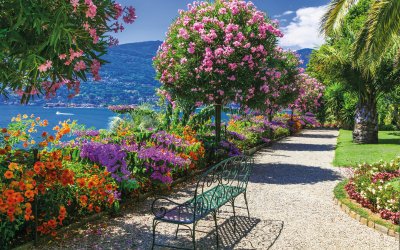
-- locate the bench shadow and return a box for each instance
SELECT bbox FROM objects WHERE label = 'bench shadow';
[195,216,284,249]
[250,163,341,185]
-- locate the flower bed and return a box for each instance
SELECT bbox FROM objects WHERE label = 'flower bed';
[0,111,318,248]
[345,159,400,225]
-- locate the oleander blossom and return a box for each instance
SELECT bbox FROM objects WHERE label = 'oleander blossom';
[153,0,296,111]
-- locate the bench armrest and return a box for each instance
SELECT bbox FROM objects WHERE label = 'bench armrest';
[151,197,187,219]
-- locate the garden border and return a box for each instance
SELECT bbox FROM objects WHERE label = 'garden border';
[333,180,399,239]
[13,134,289,249]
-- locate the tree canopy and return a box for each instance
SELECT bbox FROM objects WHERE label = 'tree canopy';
[0,0,136,103]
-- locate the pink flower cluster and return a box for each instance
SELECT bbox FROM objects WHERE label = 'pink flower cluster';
[38,60,52,72]
[292,73,325,112]
[154,0,293,109]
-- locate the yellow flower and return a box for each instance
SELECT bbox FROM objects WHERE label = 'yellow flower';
[22,114,28,119]
[30,140,36,145]
[8,163,18,171]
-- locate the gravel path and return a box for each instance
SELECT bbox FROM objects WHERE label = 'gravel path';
[37,129,399,249]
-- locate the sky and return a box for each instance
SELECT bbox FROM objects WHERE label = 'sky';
[116,0,330,50]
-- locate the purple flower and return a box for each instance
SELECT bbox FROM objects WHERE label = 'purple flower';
[80,142,130,182]
[74,130,100,137]
[220,140,242,157]
[227,130,247,141]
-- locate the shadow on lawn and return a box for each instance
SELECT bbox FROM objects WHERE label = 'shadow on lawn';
[250,163,341,185]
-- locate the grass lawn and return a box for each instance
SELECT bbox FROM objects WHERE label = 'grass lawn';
[333,130,400,167]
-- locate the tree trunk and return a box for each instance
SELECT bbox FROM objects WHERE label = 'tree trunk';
[353,96,378,144]
[215,102,222,144]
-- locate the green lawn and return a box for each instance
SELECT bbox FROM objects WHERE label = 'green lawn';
[333,130,400,167]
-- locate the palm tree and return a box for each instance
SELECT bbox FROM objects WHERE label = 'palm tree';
[321,0,400,66]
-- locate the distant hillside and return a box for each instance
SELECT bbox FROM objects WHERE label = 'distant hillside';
[296,48,313,68]
[2,42,314,106]
[1,41,163,106]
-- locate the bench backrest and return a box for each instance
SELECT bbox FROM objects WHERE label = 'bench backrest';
[192,155,253,219]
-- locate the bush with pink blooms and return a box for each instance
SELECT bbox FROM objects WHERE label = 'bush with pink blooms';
[0,0,136,102]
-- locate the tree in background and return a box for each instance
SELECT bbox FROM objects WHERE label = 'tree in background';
[310,0,400,143]
[0,0,136,103]
[153,0,297,143]
[291,73,325,114]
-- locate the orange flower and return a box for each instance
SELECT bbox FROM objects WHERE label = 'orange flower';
[25,190,35,199]
[4,189,14,197]
[59,206,66,215]
[79,195,88,205]
[77,178,86,188]
[48,219,57,228]
[34,162,44,173]
[4,170,14,179]
[105,184,113,191]
[87,180,95,189]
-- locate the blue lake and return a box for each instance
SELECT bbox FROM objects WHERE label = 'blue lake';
[0,105,115,130]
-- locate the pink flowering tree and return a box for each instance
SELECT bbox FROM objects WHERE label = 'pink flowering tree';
[153,0,287,142]
[291,73,325,113]
[0,0,136,103]
[250,48,302,120]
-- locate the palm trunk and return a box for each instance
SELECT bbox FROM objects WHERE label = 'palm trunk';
[353,95,378,144]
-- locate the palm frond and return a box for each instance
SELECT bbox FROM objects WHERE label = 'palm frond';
[354,0,400,74]
[320,0,359,36]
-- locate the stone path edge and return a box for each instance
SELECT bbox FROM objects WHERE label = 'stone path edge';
[13,134,290,250]
[334,180,400,240]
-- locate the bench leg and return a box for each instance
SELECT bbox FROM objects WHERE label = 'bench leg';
[213,211,219,249]
[151,219,157,250]
[231,199,236,233]
[244,191,250,218]
[175,225,180,238]
[192,222,196,250]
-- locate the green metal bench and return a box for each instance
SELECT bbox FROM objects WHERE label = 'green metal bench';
[151,155,254,249]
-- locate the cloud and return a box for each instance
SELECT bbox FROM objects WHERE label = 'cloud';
[274,10,294,18]
[279,5,327,50]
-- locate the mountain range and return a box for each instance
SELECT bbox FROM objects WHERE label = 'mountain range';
[1,41,313,106]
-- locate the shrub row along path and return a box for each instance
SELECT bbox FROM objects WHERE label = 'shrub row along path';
[38,129,398,249]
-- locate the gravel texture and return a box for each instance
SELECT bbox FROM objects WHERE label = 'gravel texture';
[35,129,399,249]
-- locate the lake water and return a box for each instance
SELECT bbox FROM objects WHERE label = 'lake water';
[0,105,115,130]
[0,105,234,132]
